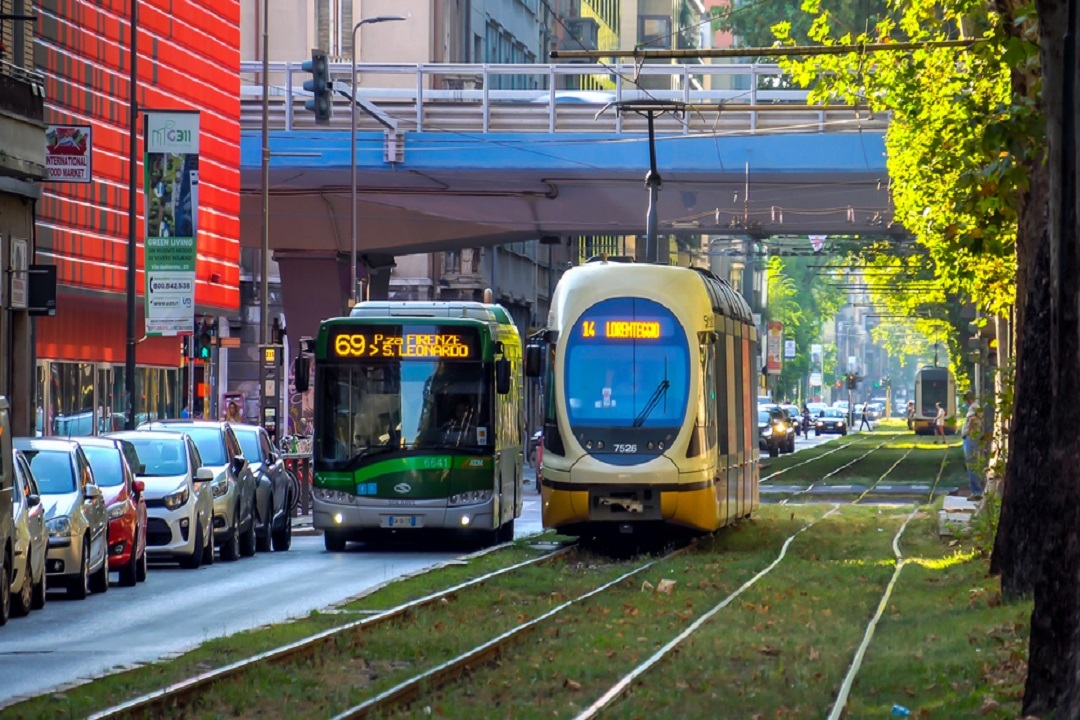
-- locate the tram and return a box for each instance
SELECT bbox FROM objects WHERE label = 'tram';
[309,300,524,550]
[525,259,760,537]
[912,366,957,435]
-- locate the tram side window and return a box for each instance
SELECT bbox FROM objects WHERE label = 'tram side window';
[702,337,718,453]
[719,334,732,456]
[733,334,743,454]
[543,344,565,455]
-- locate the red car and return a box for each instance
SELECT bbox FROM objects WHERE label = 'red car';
[80,437,148,586]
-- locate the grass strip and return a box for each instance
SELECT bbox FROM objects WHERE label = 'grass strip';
[4,540,557,720]
[379,506,839,718]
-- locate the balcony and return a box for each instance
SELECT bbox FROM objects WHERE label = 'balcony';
[0,59,47,181]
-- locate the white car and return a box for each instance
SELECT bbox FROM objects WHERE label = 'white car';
[14,438,109,600]
[10,450,46,616]
[108,432,214,569]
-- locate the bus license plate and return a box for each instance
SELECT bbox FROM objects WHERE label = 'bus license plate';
[382,515,423,529]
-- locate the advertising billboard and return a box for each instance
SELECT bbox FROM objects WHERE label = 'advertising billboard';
[766,321,783,375]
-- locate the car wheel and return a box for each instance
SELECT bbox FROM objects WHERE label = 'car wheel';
[119,534,139,587]
[31,561,46,610]
[220,507,242,562]
[136,542,148,583]
[324,530,347,552]
[12,556,32,617]
[202,519,215,565]
[89,545,110,595]
[240,504,258,558]
[69,540,90,600]
[272,498,292,552]
[0,553,9,626]
[180,521,203,569]
[256,498,273,553]
[769,443,779,458]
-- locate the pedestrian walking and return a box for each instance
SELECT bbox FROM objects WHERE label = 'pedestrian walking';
[859,405,872,432]
[906,400,915,431]
[961,391,984,499]
[933,402,946,443]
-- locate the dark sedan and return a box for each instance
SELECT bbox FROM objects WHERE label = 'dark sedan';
[814,408,849,436]
[233,423,294,552]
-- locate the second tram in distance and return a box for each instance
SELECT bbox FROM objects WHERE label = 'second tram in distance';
[912,365,957,435]
[527,258,760,538]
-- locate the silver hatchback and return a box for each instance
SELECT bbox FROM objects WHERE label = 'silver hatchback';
[14,438,109,599]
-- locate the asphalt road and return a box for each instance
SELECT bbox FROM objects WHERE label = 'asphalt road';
[0,483,545,708]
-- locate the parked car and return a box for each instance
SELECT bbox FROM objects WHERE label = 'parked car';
[14,438,109,599]
[109,431,214,568]
[233,423,293,552]
[10,450,46,616]
[79,437,148,586]
[139,421,257,562]
[0,397,14,625]
[814,408,849,436]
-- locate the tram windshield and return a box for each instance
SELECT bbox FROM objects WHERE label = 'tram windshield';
[316,361,492,469]
[563,297,690,428]
[918,369,950,416]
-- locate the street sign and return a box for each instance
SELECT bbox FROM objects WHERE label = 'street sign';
[783,339,796,359]
[45,125,92,183]
[810,371,822,386]
[766,321,783,375]
[10,238,28,309]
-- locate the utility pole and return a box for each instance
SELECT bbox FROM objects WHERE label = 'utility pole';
[124,0,139,430]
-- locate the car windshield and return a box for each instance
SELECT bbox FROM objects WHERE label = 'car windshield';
[823,409,844,418]
[235,429,263,463]
[165,426,226,466]
[125,437,188,476]
[758,410,771,424]
[82,445,125,487]
[22,449,76,494]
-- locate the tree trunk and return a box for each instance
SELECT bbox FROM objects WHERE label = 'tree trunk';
[1022,0,1080,714]
[989,0,1052,597]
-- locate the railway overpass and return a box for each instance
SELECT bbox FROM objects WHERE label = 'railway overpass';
[237,62,897,329]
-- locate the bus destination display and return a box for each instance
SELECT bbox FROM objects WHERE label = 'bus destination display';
[579,320,661,340]
[331,327,479,360]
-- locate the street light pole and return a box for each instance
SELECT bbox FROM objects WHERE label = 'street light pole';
[350,15,405,308]
[260,0,270,350]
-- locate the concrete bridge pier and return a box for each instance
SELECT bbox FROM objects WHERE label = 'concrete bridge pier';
[275,251,393,341]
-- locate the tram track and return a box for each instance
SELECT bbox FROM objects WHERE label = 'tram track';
[328,541,699,720]
[777,435,900,505]
[87,543,577,720]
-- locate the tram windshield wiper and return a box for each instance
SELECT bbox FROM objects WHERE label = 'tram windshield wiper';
[340,445,398,469]
[633,379,670,427]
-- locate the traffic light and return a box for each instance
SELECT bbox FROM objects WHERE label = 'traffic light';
[302,49,332,124]
[198,326,212,359]
[847,374,858,390]
[873,380,880,389]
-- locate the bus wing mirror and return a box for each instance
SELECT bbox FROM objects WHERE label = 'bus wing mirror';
[524,344,544,378]
[496,358,512,395]
[293,355,310,393]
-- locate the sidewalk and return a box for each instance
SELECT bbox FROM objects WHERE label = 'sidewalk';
[292,513,318,536]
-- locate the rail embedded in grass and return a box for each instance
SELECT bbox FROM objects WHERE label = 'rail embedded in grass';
[329,541,700,720]
[853,445,917,503]
[760,438,858,483]
[779,437,896,504]
[573,505,842,720]
[86,544,576,720]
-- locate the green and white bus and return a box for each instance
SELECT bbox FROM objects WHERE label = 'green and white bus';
[310,301,525,550]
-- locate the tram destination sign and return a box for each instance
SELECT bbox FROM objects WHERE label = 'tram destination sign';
[330,326,480,360]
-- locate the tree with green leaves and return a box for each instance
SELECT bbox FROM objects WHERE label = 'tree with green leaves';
[710,0,893,50]
[774,0,1065,710]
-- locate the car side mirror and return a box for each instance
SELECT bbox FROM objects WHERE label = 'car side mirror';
[195,467,215,483]
[133,480,145,495]
[231,456,246,475]
[84,484,102,501]
[524,343,544,378]
[27,494,40,508]
[495,358,511,395]
[137,463,146,475]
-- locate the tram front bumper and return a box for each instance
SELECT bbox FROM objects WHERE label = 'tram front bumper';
[313,497,496,532]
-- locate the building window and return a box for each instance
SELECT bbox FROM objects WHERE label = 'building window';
[315,0,353,57]
[638,15,672,49]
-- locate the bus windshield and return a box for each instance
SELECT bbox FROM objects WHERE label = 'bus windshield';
[316,361,492,467]
[563,297,690,429]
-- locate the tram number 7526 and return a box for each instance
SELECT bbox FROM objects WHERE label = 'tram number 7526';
[613,443,638,453]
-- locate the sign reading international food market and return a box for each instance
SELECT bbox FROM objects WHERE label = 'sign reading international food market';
[766,321,783,375]
[143,111,200,336]
[331,326,480,360]
[45,125,92,183]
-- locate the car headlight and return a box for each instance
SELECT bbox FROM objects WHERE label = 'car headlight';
[163,486,190,510]
[47,516,72,537]
[815,421,824,427]
[775,422,786,432]
[211,477,229,498]
[107,502,128,520]
[762,428,773,437]
[838,421,846,427]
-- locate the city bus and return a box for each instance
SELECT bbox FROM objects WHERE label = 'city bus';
[310,301,524,550]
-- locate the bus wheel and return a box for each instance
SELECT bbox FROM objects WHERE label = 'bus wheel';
[324,531,347,552]
[498,519,515,543]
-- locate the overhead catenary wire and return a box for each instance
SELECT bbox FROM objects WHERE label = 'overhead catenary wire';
[552,39,980,61]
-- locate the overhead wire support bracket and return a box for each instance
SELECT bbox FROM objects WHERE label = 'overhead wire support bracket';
[332,83,398,132]
[550,39,979,61]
